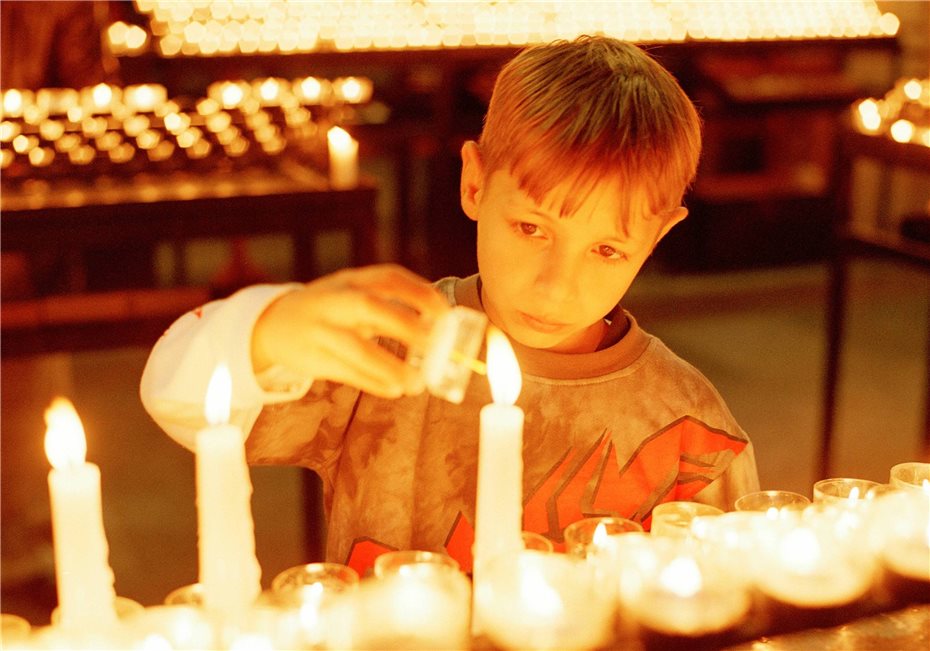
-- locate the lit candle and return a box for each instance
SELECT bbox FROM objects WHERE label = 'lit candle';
[44,397,118,631]
[196,364,262,620]
[472,326,524,634]
[327,126,359,189]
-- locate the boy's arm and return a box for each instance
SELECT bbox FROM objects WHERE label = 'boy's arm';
[141,264,448,457]
[140,284,312,452]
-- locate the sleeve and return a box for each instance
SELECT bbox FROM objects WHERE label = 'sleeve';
[693,441,761,511]
[139,283,312,452]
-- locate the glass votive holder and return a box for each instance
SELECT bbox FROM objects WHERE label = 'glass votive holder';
[813,478,881,505]
[480,550,615,650]
[563,516,644,558]
[754,517,874,629]
[617,539,751,648]
[522,530,555,552]
[270,562,359,609]
[120,605,217,650]
[651,501,723,538]
[324,560,471,650]
[735,490,810,513]
[373,550,460,580]
[868,490,930,606]
[889,462,930,492]
[1,613,31,647]
[164,582,204,607]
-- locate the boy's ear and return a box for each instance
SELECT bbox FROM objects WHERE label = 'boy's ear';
[657,206,688,241]
[460,140,485,222]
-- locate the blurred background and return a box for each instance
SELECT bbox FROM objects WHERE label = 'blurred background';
[1,0,928,626]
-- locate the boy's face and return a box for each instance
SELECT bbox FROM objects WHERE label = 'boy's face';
[461,142,685,354]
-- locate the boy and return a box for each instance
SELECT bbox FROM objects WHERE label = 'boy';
[141,36,759,575]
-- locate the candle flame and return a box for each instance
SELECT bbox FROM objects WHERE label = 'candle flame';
[44,397,87,469]
[846,486,860,505]
[327,125,352,148]
[658,556,703,598]
[91,83,113,108]
[922,479,930,495]
[486,326,521,405]
[592,522,609,549]
[205,363,232,426]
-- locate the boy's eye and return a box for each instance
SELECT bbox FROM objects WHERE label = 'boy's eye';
[519,222,542,237]
[597,244,625,260]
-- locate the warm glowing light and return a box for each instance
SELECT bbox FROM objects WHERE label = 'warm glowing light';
[91,83,114,110]
[846,486,861,505]
[520,565,563,618]
[3,89,24,116]
[780,528,821,574]
[903,79,923,101]
[0,120,20,141]
[205,364,233,426]
[486,327,521,405]
[220,83,245,108]
[890,119,915,143]
[44,398,87,470]
[658,556,703,597]
[592,523,609,550]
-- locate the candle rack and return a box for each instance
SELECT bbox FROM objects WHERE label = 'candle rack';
[0,76,372,186]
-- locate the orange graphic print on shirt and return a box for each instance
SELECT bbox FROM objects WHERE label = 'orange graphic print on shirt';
[344,415,747,575]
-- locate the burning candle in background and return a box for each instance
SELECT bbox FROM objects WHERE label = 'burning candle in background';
[651,501,724,538]
[326,125,358,189]
[44,397,119,631]
[868,490,930,607]
[472,326,525,634]
[889,462,930,492]
[195,363,262,621]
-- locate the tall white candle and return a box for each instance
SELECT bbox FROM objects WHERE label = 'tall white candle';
[44,398,118,631]
[327,126,358,189]
[196,364,262,620]
[472,326,524,634]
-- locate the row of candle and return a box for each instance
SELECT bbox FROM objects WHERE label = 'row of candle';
[853,77,930,148]
[9,472,927,650]
[126,0,898,57]
[0,76,372,123]
[0,84,361,188]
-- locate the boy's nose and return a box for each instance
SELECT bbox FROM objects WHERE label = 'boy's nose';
[533,251,579,304]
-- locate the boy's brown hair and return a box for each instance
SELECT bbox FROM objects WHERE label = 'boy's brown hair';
[478,36,702,221]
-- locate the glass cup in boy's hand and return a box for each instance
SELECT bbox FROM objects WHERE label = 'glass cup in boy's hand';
[251,264,450,399]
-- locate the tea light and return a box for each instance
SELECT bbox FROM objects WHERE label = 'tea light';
[124,84,167,113]
[195,364,262,620]
[870,490,930,606]
[563,516,644,558]
[327,125,358,189]
[44,397,119,631]
[756,523,872,629]
[735,490,810,513]
[622,551,750,650]
[651,501,723,537]
[373,550,461,580]
[122,606,216,650]
[324,566,470,650]
[889,462,930,492]
[482,551,614,650]
[813,478,881,506]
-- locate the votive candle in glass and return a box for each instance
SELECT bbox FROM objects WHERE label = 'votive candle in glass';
[651,502,723,538]
[889,462,930,493]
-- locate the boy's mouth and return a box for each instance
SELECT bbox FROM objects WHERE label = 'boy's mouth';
[516,311,568,334]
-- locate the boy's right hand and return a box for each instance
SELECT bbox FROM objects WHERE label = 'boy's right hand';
[251,264,449,399]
